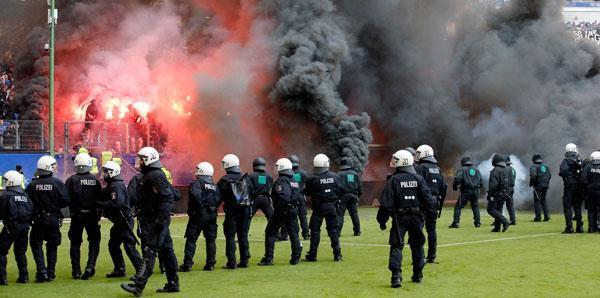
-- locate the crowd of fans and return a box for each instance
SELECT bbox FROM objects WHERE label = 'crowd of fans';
[0,63,14,120]
[566,21,600,45]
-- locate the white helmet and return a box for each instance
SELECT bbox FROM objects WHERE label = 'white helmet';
[565,143,578,153]
[275,158,293,173]
[37,155,57,174]
[390,150,414,168]
[137,147,160,166]
[222,154,240,169]
[591,151,600,161]
[3,170,23,187]
[313,154,330,168]
[74,153,93,174]
[416,144,434,160]
[196,162,214,176]
[102,161,121,178]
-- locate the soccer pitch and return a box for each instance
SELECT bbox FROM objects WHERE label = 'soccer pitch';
[2,207,599,297]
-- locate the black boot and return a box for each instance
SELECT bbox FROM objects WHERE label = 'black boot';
[81,267,95,280]
[449,223,459,228]
[106,270,126,278]
[303,254,317,262]
[35,272,48,283]
[334,254,343,262]
[179,264,192,272]
[156,281,180,293]
[237,260,249,268]
[257,257,273,266]
[121,283,143,297]
[222,261,237,269]
[563,226,574,234]
[502,221,511,232]
[203,264,215,271]
[391,271,402,288]
[576,224,584,233]
[411,271,423,283]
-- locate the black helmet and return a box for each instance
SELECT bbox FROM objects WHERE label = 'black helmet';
[461,155,473,166]
[339,157,352,170]
[289,154,300,168]
[253,157,266,171]
[492,154,506,167]
[505,155,512,166]
[532,154,543,163]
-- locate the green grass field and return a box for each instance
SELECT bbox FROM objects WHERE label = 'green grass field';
[1,207,599,297]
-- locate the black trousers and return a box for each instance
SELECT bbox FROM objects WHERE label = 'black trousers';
[505,192,516,223]
[533,188,550,220]
[182,208,217,267]
[279,197,310,239]
[0,224,30,280]
[135,217,178,289]
[563,187,584,229]
[388,214,425,276]
[587,190,600,232]
[223,206,252,264]
[251,197,274,221]
[487,197,508,230]
[68,213,101,273]
[263,207,301,261]
[307,203,340,258]
[108,220,142,274]
[30,215,62,278]
[452,192,480,225]
[338,195,361,234]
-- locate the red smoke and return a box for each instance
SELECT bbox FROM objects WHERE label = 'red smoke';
[53,0,280,179]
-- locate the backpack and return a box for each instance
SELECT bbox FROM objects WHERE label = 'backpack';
[231,174,251,206]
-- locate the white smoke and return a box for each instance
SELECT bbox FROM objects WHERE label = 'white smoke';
[478,154,532,209]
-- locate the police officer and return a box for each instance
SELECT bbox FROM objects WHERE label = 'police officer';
[559,143,584,233]
[26,155,70,282]
[217,154,252,269]
[505,156,517,225]
[179,162,219,272]
[530,154,551,222]
[65,153,102,280]
[0,171,33,285]
[378,150,436,288]
[487,154,511,232]
[415,145,446,264]
[449,155,483,228]
[248,157,274,221]
[277,154,310,241]
[121,147,179,295]
[258,158,302,266]
[582,152,600,233]
[304,154,343,262]
[337,157,362,236]
[97,161,142,279]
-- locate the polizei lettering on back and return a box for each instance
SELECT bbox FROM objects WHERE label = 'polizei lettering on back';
[36,184,53,191]
[204,184,217,191]
[400,181,418,188]
[14,196,28,203]
[80,179,97,186]
[320,178,335,184]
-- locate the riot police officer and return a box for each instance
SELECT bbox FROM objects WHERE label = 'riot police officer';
[0,171,33,285]
[258,158,302,266]
[217,154,252,269]
[559,143,584,233]
[304,154,343,262]
[449,155,483,228]
[277,155,310,241]
[337,157,362,236]
[487,154,511,232]
[248,157,274,220]
[415,145,446,264]
[97,161,142,279]
[179,162,219,272]
[65,153,102,280]
[121,147,179,295]
[26,155,70,282]
[582,152,600,233]
[378,150,436,288]
[505,156,517,225]
[530,154,551,222]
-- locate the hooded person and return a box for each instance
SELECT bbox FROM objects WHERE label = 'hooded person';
[530,154,551,222]
[449,155,483,228]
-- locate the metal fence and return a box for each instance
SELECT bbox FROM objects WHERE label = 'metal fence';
[63,121,157,155]
[0,120,45,151]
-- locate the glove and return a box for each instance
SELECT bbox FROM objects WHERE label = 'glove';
[379,223,387,230]
[487,195,494,202]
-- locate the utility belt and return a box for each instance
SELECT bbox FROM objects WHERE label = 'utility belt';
[37,211,61,218]
[395,207,420,216]
[276,203,298,211]
[253,194,270,201]
[190,205,217,215]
